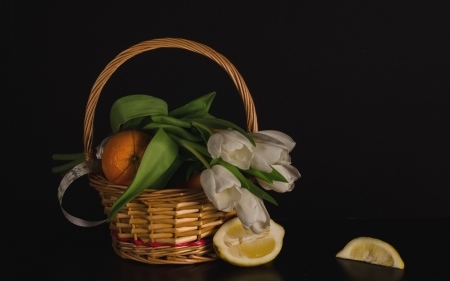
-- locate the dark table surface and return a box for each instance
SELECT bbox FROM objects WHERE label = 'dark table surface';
[23,217,449,280]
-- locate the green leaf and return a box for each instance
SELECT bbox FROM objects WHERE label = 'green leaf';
[210,158,220,166]
[147,155,183,189]
[107,129,178,222]
[141,122,202,142]
[110,95,168,134]
[185,118,255,146]
[192,122,214,144]
[120,117,147,131]
[262,166,289,183]
[51,153,85,174]
[242,167,273,184]
[184,160,204,181]
[168,133,211,169]
[242,166,288,184]
[165,159,203,187]
[218,159,278,206]
[245,179,278,206]
[169,92,216,118]
[151,115,192,128]
[182,140,210,158]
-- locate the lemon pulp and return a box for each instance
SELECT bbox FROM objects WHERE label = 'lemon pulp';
[336,237,404,269]
[349,243,394,266]
[224,223,275,258]
[213,217,285,267]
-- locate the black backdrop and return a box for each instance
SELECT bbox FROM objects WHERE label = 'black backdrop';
[8,1,449,235]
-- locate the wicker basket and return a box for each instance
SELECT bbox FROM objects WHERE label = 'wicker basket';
[83,38,258,264]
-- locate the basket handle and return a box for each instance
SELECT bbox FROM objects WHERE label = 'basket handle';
[83,38,258,161]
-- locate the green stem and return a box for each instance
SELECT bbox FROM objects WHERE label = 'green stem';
[181,140,210,157]
[186,144,211,169]
[151,115,192,128]
[52,156,85,174]
[168,134,211,169]
[191,121,214,135]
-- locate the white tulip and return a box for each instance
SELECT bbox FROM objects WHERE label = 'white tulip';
[249,130,295,172]
[252,130,296,152]
[235,188,270,234]
[200,164,270,234]
[207,129,254,170]
[200,165,242,212]
[256,164,301,193]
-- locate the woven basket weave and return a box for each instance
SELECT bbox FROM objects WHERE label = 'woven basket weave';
[83,38,259,264]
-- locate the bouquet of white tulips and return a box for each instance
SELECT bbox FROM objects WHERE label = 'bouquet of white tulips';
[94,92,301,234]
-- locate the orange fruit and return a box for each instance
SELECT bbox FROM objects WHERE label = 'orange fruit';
[101,130,151,186]
[170,171,203,189]
[185,172,203,189]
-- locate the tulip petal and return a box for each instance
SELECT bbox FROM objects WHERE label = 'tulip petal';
[213,189,236,212]
[250,132,288,150]
[250,152,272,173]
[218,159,278,206]
[222,129,253,148]
[223,145,253,170]
[227,185,243,202]
[252,143,286,168]
[207,133,223,158]
[256,164,301,193]
[200,169,218,201]
[257,178,293,193]
[235,188,270,234]
[277,150,291,165]
[254,130,296,152]
[211,165,241,193]
[275,164,301,181]
[221,136,244,152]
[218,130,252,152]
[207,129,254,170]
[200,166,242,213]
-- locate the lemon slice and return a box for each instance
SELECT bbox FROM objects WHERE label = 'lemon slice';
[336,237,405,269]
[213,217,285,267]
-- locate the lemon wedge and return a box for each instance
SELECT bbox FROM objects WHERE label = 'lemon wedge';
[213,217,285,267]
[336,237,405,269]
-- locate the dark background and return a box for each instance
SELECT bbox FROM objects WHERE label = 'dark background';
[7,1,450,279]
[9,1,450,221]
[7,2,450,275]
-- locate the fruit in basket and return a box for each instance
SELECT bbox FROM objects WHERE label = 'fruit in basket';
[185,172,203,189]
[336,237,405,269]
[170,171,203,189]
[101,130,151,186]
[213,217,285,267]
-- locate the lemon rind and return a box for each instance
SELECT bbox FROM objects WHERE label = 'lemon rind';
[213,217,285,267]
[336,236,405,269]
